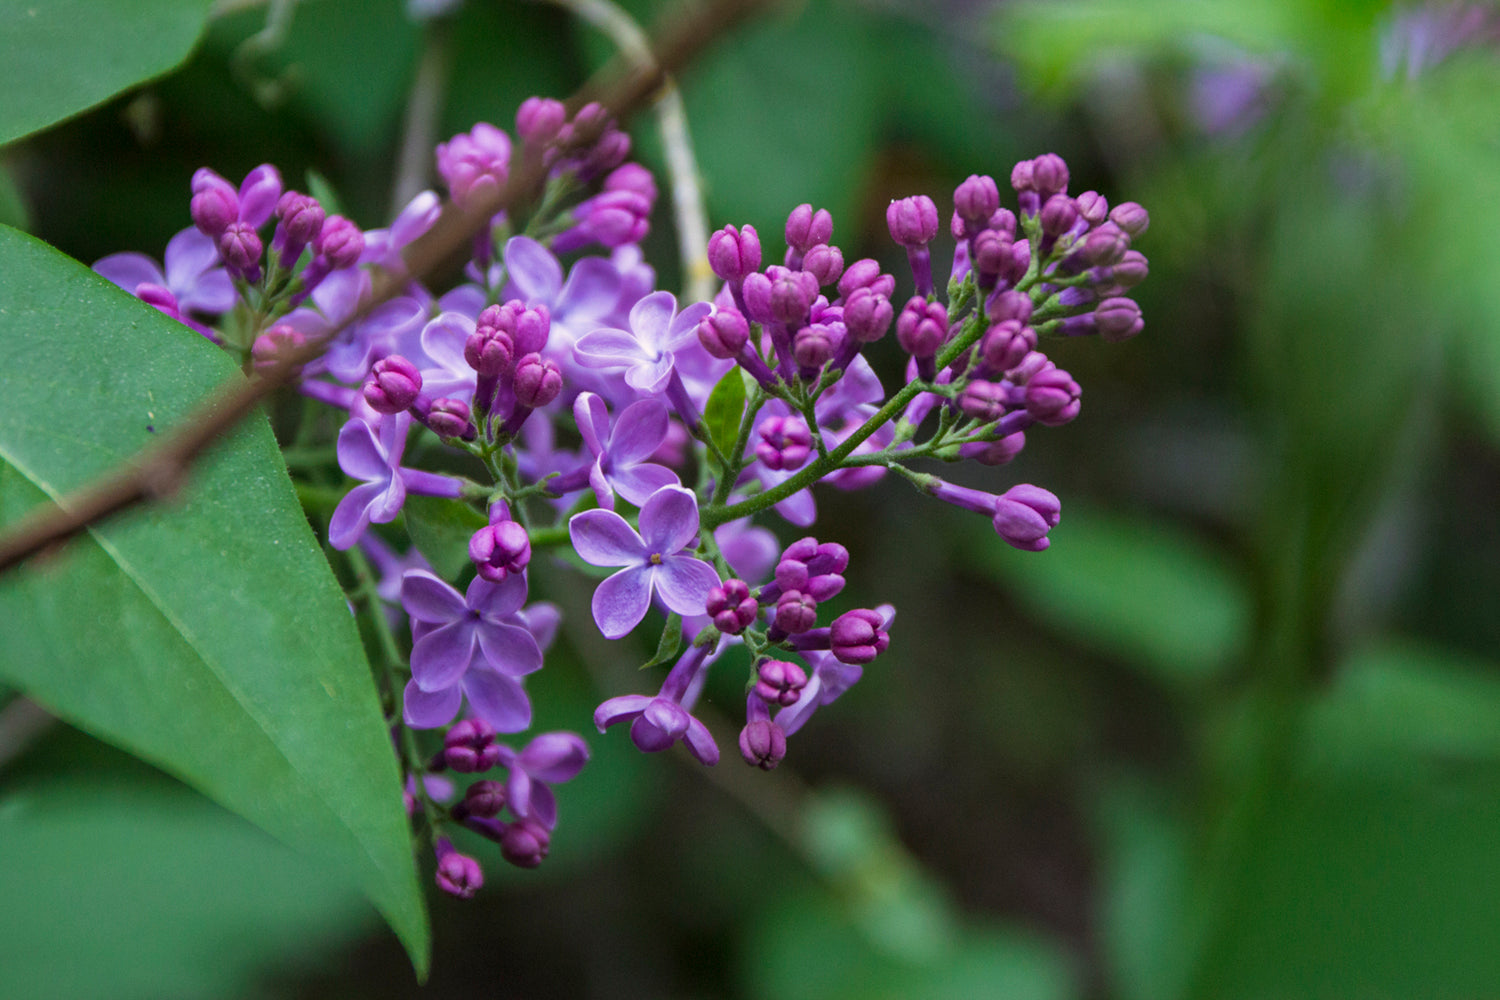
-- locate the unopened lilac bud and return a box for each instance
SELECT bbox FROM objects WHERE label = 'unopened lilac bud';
[830,609,889,664]
[761,266,817,325]
[469,520,531,582]
[1078,222,1129,268]
[973,229,1014,276]
[191,185,238,238]
[276,191,325,244]
[802,243,844,286]
[1024,366,1081,425]
[427,397,476,438]
[465,325,515,376]
[980,319,1036,372]
[739,718,787,770]
[435,839,484,898]
[1075,190,1108,224]
[512,303,550,355]
[774,537,848,600]
[217,222,262,272]
[989,207,1019,237]
[958,379,1007,422]
[895,296,948,359]
[463,779,508,818]
[1010,159,1035,193]
[516,96,567,147]
[500,818,550,868]
[785,203,834,252]
[586,127,631,176]
[842,287,893,343]
[755,659,809,707]
[837,258,896,300]
[1031,153,1070,198]
[1095,297,1143,342]
[1109,201,1150,236]
[1007,350,1051,383]
[315,215,364,269]
[755,416,812,471]
[1100,250,1149,290]
[365,355,423,412]
[604,162,657,201]
[436,123,512,208]
[774,590,818,635]
[993,484,1061,551]
[1040,195,1079,240]
[886,195,939,248]
[444,718,500,773]
[707,224,761,283]
[707,579,758,635]
[960,431,1026,465]
[988,289,1033,324]
[251,323,306,372]
[513,352,563,408]
[955,174,1001,229]
[697,309,749,359]
[793,323,837,370]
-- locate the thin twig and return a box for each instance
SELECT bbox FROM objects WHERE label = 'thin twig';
[549,0,716,303]
[390,16,455,216]
[0,0,772,577]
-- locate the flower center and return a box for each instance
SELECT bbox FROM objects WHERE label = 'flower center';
[649,552,663,566]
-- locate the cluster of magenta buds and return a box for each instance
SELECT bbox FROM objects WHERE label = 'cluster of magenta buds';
[94,87,1146,897]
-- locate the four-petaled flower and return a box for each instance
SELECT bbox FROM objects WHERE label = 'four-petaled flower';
[568,485,721,639]
[574,392,679,509]
[400,569,544,732]
[495,732,590,828]
[573,290,712,394]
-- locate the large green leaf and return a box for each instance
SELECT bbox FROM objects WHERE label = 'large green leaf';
[0,227,429,974]
[0,0,213,147]
[0,736,375,1000]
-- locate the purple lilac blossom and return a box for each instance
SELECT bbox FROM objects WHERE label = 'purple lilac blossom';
[569,392,681,509]
[594,642,720,764]
[360,190,442,274]
[573,290,713,395]
[568,485,722,638]
[329,413,461,550]
[503,236,625,353]
[400,569,543,732]
[93,227,235,317]
[494,731,590,828]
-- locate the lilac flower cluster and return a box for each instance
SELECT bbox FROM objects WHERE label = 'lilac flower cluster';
[95,95,1147,897]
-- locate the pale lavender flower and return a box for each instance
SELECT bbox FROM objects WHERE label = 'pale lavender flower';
[568,485,721,638]
[572,392,680,508]
[495,732,590,828]
[94,226,235,316]
[329,413,460,549]
[400,569,543,732]
[573,290,713,395]
[594,642,720,764]
[361,190,442,273]
[503,236,624,351]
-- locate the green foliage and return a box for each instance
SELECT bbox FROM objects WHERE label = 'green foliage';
[0,227,429,975]
[404,495,487,581]
[704,367,750,461]
[963,505,1252,685]
[0,0,213,146]
[0,737,374,1000]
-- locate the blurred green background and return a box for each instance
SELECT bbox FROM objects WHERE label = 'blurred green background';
[3,0,1500,996]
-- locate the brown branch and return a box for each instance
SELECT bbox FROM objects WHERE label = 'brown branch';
[0,0,771,576]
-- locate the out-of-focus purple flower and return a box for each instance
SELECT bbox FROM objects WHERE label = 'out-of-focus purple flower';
[434,838,483,898]
[573,290,712,394]
[361,190,442,273]
[94,227,235,317]
[494,731,589,828]
[502,236,624,352]
[400,569,543,732]
[329,412,447,550]
[568,485,721,639]
[573,392,681,509]
[436,123,512,209]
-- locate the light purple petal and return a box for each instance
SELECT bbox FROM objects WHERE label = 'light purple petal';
[366,474,407,523]
[774,672,823,736]
[463,668,533,733]
[411,619,478,691]
[474,621,543,677]
[515,602,561,651]
[574,328,651,369]
[466,572,529,621]
[642,699,690,739]
[654,555,720,617]
[592,566,654,639]
[716,520,780,584]
[506,767,534,818]
[638,485,700,555]
[630,714,677,752]
[390,190,441,247]
[526,781,559,829]
[556,257,624,326]
[609,397,670,464]
[400,569,468,622]
[775,487,817,527]
[94,253,165,294]
[237,164,283,227]
[328,481,385,550]
[504,236,563,302]
[662,300,713,352]
[612,463,680,508]
[624,354,674,395]
[403,678,463,729]
[569,508,646,566]
[681,714,720,765]
[628,290,678,352]
[518,732,590,782]
[574,392,610,457]
[163,227,220,288]
[589,461,616,511]
[594,693,652,730]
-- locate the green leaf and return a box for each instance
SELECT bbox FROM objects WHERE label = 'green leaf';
[403,495,486,581]
[305,168,347,220]
[704,366,749,462]
[0,162,27,231]
[0,0,213,146]
[961,505,1252,685]
[0,226,429,976]
[0,738,375,1000]
[639,613,683,670]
